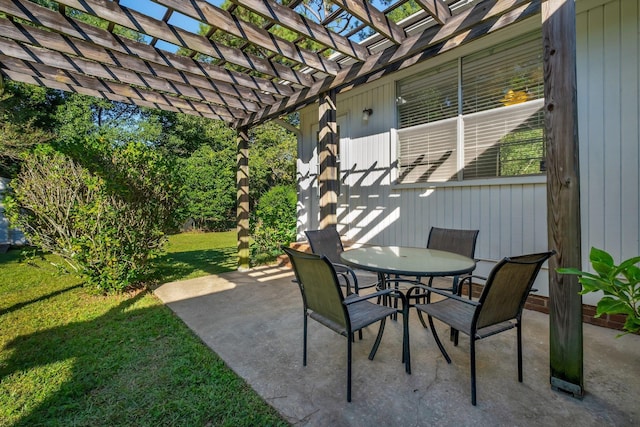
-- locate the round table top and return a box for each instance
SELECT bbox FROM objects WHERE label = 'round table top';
[340,246,476,277]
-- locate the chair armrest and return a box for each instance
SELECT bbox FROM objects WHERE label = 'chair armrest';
[343,288,408,307]
[409,284,481,306]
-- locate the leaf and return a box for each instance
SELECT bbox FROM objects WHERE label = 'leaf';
[590,247,614,275]
[596,297,632,317]
[620,261,640,285]
[623,316,640,334]
[577,276,610,294]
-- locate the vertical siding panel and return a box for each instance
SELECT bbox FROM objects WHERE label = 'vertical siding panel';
[533,184,548,252]
[576,8,590,253]
[500,186,512,255]
[586,7,606,251]
[620,0,640,257]
[511,185,524,254]
[470,186,482,236]
[479,186,492,258]
[489,186,502,259]
[603,1,622,260]
[521,184,536,253]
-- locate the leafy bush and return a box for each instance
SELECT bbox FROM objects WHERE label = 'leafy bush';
[6,141,182,293]
[558,247,640,334]
[178,144,235,231]
[251,185,297,263]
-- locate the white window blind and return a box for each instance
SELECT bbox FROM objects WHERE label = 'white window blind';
[462,99,545,179]
[397,61,458,129]
[462,32,544,115]
[397,117,458,183]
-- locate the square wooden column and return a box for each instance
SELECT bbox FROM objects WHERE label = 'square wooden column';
[543,0,584,398]
[237,126,250,271]
[318,90,338,229]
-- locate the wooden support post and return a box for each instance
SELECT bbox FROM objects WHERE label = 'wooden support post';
[237,126,250,271]
[542,0,584,398]
[318,90,338,229]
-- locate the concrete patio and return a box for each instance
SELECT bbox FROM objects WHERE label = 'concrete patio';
[154,265,639,426]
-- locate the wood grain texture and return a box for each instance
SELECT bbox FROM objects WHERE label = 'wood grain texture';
[542,0,584,396]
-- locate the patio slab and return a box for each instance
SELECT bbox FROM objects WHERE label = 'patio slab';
[154,266,640,426]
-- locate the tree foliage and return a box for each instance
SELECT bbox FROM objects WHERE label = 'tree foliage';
[251,185,297,262]
[178,144,236,231]
[0,79,61,176]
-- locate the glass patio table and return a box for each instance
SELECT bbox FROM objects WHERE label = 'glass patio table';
[339,245,476,284]
[340,245,477,322]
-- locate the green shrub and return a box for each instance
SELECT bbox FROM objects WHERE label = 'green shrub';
[558,247,640,334]
[251,185,297,263]
[6,141,182,293]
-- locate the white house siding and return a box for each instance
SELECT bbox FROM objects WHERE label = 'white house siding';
[296,0,640,302]
[577,0,640,276]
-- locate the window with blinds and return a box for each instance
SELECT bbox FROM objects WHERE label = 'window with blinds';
[396,31,544,184]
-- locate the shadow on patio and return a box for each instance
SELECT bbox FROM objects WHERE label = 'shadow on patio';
[155,266,639,426]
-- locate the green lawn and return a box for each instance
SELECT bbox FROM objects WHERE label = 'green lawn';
[0,232,288,427]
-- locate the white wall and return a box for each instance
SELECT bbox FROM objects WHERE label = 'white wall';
[297,0,640,302]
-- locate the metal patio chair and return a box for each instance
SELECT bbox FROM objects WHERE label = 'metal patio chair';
[406,227,479,329]
[424,227,479,296]
[305,227,376,294]
[282,247,410,402]
[412,251,554,405]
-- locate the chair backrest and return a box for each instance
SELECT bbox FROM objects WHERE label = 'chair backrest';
[427,227,479,259]
[305,228,345,264]
[475,251,554,329]
[282,247,348,330]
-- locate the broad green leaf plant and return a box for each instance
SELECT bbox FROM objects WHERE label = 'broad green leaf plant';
[558,247,640,334]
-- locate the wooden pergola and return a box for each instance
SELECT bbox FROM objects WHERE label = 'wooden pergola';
[0,0,583,397]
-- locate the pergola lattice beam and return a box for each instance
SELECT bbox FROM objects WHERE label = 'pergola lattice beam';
[51,0,316,86]
[0,0,299,99]
[227,0,370,61]
[240,0,540,126]
[0,54,237,120]
[0,36,261,114]
[151,0,340,75]
[331,0,406,44]
[413,0,452,25]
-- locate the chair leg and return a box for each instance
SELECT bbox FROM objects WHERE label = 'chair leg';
[347,336,352,402]
[403,307,411,374]
[303,312,308,366]
[470,336,477,406]
[426,313,451,364]
[517,321,523,382]
[368,318,387,360]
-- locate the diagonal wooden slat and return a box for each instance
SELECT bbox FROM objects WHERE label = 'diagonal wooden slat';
[152,0,341,75]
[331,0,406,44]
[0,36,263,113]
[1,67,225,119]
[0,0,302,96]
[49,0,316,86]
[0,54,242,120]
[239,0,539,126]
[0,17,279,106]
[226,0,369,60]
[413,0,452,25]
